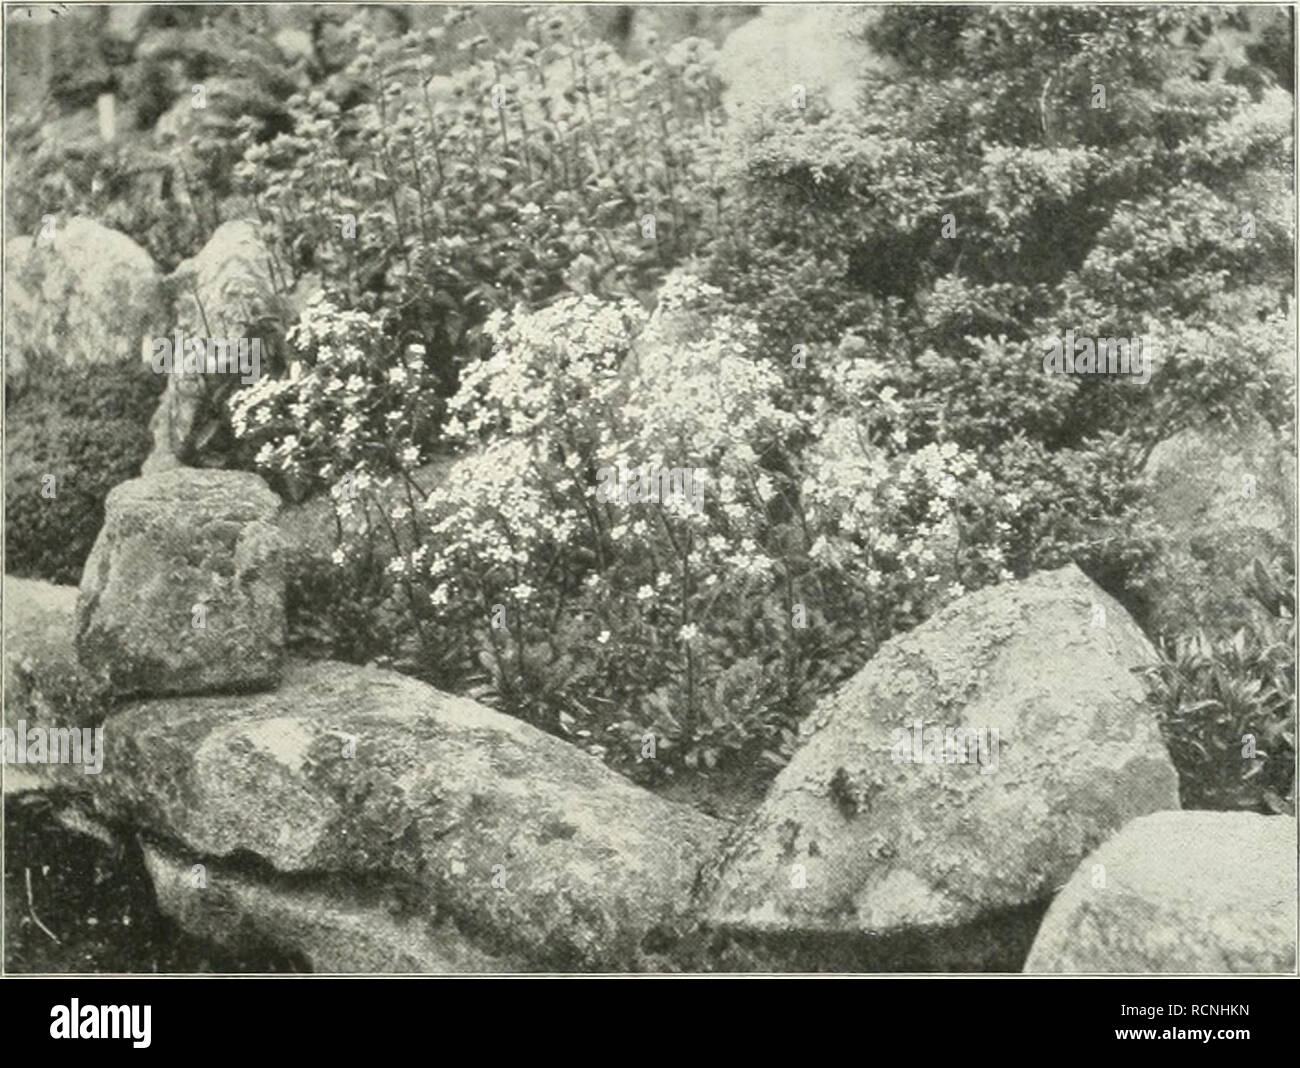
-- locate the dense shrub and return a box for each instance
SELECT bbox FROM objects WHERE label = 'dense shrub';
[4,107,204,272]
[5,362,163,585]
[703,5,1292,623]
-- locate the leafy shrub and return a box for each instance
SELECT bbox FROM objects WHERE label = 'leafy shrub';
[5,363,163,585]
[4,107,204,273]
[1144,557,1296,814]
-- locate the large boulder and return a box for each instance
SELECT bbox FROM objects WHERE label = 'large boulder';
[145,219,283,472]
[716,6,893,117]
[80,659,723,970]
[75,469,286,698]
[4,218,168,393]
[141,842,517,973]
[701,565,1179,965]
[1143,418,1295,632]
[1025,811,1297,973]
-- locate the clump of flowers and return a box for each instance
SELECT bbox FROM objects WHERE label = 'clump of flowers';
[236,266,1041,777]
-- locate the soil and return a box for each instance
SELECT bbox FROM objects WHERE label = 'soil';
[3,794,301,973]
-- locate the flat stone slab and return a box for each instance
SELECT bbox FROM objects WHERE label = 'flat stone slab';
[79,659,724,970]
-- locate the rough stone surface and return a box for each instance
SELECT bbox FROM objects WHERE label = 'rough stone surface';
[145,219,282,472]
[716,6,893,117]
[1025,811,1297,973]
[142,843,517,973]
[1143,418,1296,632]
[702,565,1180,950]
[4,218,167,391]
[75,470,286,697]
[81,660,723,970]
[3,578,106,790]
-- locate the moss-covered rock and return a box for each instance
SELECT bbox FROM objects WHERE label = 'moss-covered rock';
[701,565,1179,966]
[75,469,286,697]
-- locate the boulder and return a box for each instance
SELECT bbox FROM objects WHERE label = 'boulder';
[81,659,724,970]
[716,5,894,117]
[4,218,168,392]
[75,469,286,697]
[141,843,517,973]
[3,577,106,794]
[1143,418,1295,633]
[1025,811,1297,973]
[145,219,284,472]
[701,565,1179,964]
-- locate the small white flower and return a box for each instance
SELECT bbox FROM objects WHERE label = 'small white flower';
[678,623,700,642]
[636,585,654,602]
[596,630,611,644]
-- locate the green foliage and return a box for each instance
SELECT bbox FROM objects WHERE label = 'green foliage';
[223,6,1292,792]
[231,5,727,418]
[4,363,163,586]
[1145,557,1296,814]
